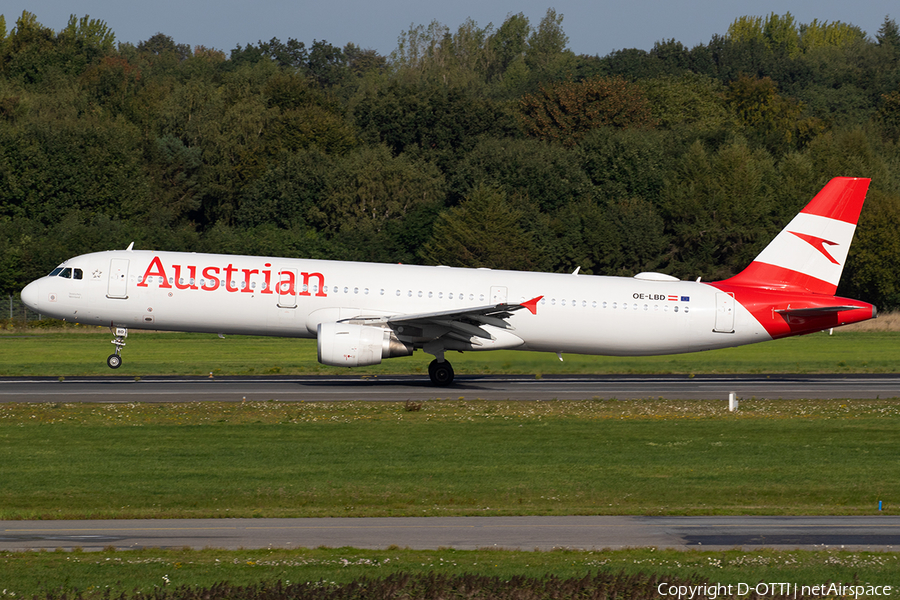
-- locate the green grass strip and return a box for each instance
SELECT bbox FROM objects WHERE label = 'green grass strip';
[1,399,898,519]
[1,547,898,597]
[0,329,898,376]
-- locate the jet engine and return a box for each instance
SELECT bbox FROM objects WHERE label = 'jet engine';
[317,322,414,367]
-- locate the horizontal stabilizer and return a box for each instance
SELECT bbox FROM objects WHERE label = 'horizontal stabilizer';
[774,305,864,317]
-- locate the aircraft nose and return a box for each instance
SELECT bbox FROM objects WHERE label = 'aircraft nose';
[20,280,42,311]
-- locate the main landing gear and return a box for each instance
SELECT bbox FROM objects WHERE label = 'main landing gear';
[107,327,127,369]
[428,359,454,386]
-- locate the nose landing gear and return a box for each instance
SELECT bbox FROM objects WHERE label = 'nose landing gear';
[107,327,127,369]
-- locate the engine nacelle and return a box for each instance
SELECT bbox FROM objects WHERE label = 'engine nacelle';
[317,322,414,367]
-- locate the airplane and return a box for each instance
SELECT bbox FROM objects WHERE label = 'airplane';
[20,177,876,386]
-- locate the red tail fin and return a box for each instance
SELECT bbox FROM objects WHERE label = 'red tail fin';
[719,177,870,295]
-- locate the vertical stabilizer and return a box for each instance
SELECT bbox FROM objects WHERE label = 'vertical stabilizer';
[719,177,870,295]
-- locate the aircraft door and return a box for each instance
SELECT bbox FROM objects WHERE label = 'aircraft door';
[490,286,508,304]
[107,259,129,299]
[714,292,735,333]
[277,268,298,308]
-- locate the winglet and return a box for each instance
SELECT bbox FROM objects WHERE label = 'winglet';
[520,296,543,315]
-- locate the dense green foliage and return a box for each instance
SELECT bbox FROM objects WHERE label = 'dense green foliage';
[3,10,900,307]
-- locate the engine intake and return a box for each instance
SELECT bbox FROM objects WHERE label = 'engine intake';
[317,322,414,367]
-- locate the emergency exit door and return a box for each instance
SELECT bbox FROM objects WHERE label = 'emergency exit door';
[107,259,129,299]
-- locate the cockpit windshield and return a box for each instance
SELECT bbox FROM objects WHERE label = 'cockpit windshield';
[48,267,83,279]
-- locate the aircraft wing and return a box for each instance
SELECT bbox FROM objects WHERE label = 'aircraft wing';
[348,296,543,344]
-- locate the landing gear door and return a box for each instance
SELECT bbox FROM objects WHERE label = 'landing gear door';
[714,292,735,333]
[107,259,129,299]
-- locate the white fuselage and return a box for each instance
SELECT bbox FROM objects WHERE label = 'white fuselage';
[22,249,770,357]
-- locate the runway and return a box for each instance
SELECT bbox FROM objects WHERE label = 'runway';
[0,373,898,402]
[2,516,899,552]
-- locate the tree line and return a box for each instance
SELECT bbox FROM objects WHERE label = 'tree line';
[2,10,900,308]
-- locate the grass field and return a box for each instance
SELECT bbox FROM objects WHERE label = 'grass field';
[2,397,900,597]
[2,325,898,597]
[1,399,898,519]
[3,546,899,597]
[0,327,899,376]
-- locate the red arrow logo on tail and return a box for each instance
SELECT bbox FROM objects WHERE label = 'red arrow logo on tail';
[789,231,840,265]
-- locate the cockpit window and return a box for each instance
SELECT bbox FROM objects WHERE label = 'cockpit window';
[49,267,83,279]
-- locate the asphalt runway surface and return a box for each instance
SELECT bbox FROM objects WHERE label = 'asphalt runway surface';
[0,373,898,402]
[2,516,900,552]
